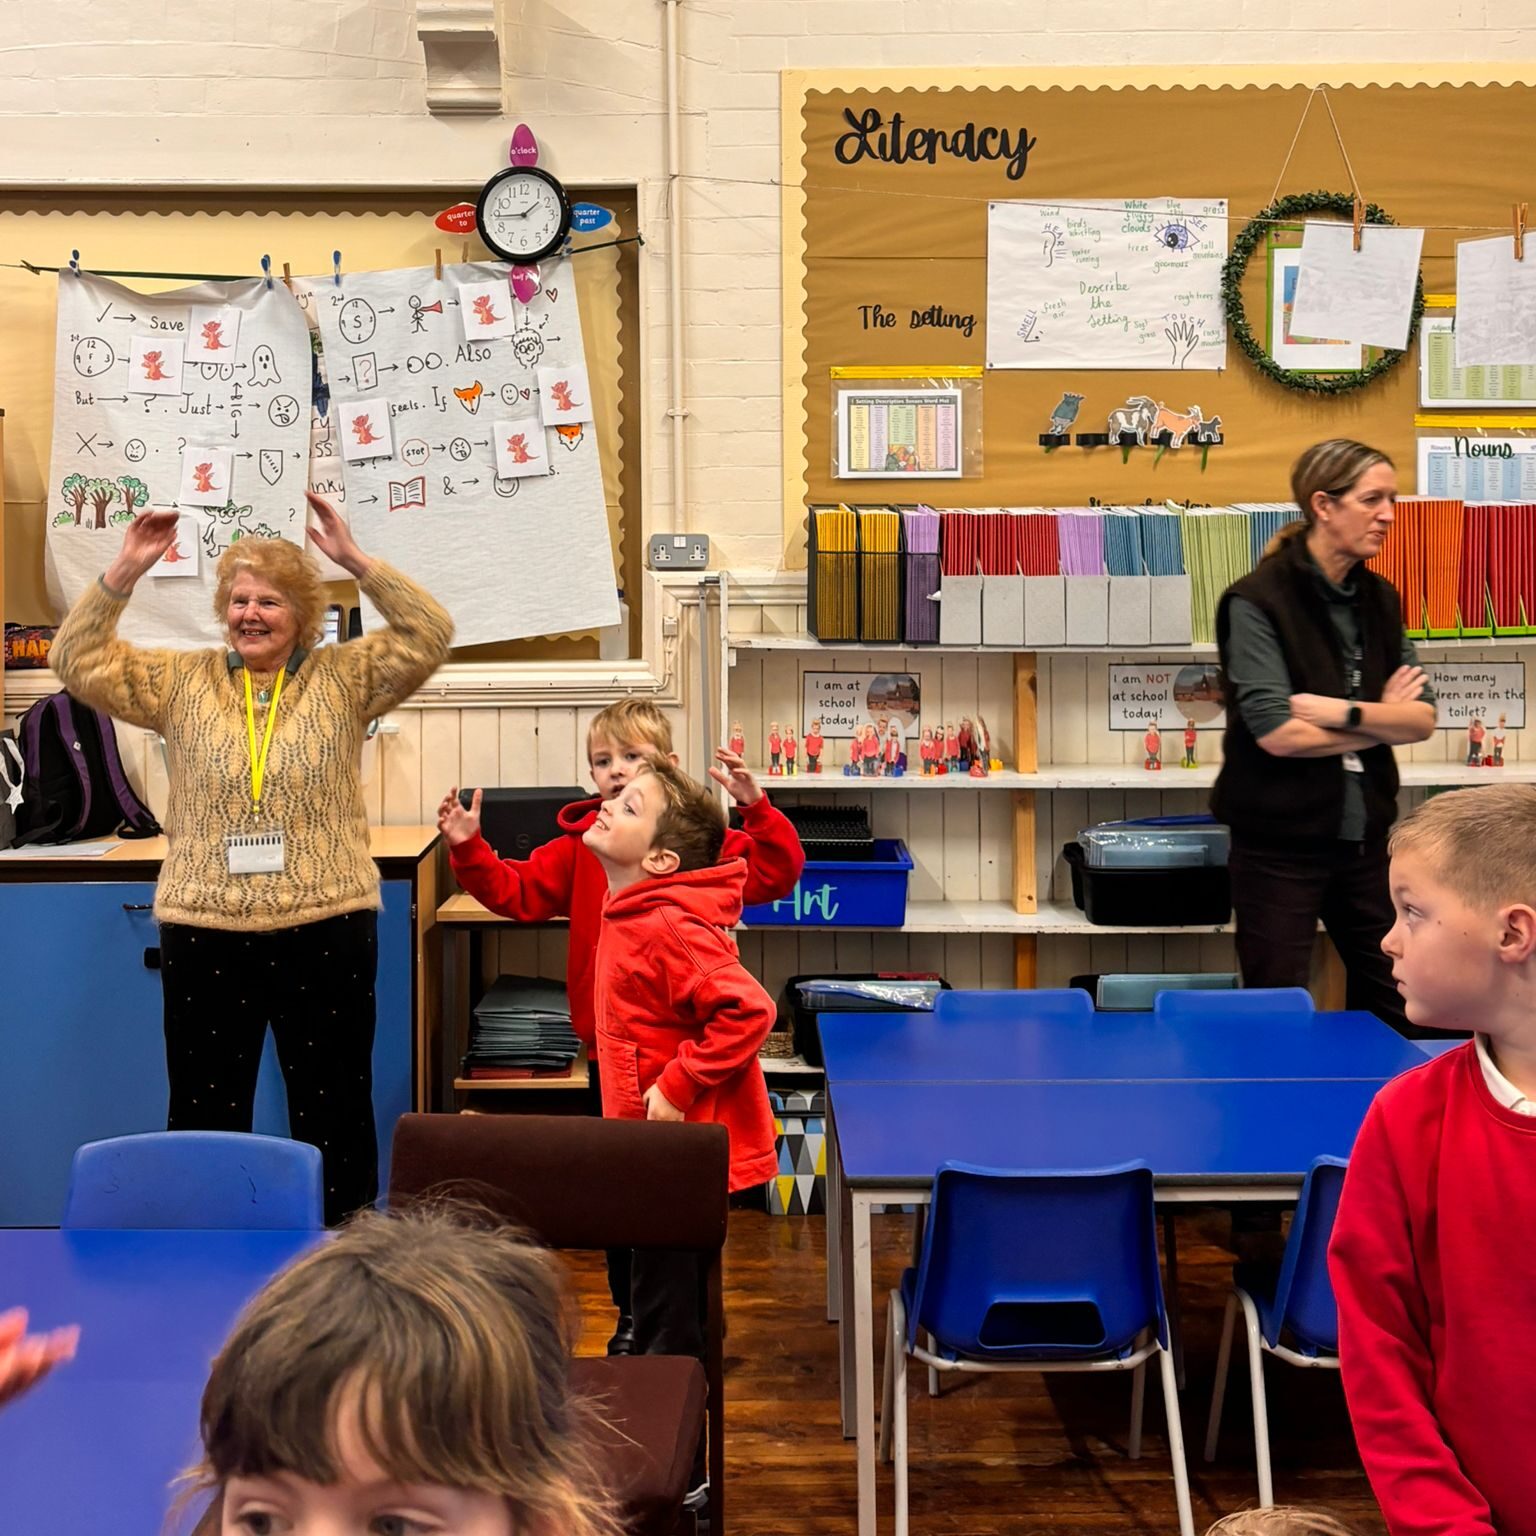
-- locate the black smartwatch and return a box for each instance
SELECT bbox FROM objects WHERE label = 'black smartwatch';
[1344,704,1363,730]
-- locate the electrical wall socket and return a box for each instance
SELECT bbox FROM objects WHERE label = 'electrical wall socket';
[647,533,710,569]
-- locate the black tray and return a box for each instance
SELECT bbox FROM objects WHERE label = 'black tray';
[1063,842,1231,927]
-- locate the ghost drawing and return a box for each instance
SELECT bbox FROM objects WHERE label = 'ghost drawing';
[248,345,281,387]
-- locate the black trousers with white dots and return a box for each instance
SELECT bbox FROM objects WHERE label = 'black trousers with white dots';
[159,910,379,1227]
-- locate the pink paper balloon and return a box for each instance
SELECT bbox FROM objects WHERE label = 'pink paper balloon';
[510,264,541,304]
[509,124,539,168]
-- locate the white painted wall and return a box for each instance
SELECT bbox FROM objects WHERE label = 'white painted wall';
[1,2,1527,571]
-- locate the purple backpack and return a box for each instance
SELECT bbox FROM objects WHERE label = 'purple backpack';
[13,691,160,846]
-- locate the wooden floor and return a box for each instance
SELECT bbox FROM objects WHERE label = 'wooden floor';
[566,1208,1384,1536]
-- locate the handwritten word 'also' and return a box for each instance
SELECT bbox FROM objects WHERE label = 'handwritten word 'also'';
[834,107,1037,182]
[859,303,977,339]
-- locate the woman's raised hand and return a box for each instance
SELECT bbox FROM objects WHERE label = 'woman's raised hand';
[305,491,373,580]
[103,509,183,594]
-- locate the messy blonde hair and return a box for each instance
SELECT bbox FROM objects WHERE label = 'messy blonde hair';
[1264,439,1395,558]
[180,1204,618,1536]
[1390,784,1536,912]
[1206,1510,1364,1536]
[587,696,674,760]
[637,758,726,873]
[213,537,327,651]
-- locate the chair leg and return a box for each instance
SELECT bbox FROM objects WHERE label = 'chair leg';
[880,1295,897,1465]
[1238,1291,1275,1507]
[893,1298,910,1536]
[1204,1289,1239,1462]
[1129,1358,1146,1461]
[1157,1345,1197,1536]
[926,1334,940,1398]
[1162,1210,1187,1390]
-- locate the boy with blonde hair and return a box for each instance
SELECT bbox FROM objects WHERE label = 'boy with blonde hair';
[437,695,802,1353]
[1329,784,1536,1536]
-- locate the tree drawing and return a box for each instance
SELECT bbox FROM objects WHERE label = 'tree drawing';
[87,477,121,530]
[117,476,149,518]
[61,473,89,526]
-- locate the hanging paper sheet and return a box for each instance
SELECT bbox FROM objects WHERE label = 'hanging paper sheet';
[46,273,311,647]
[311,263,619,646]
[986,197,1228,370]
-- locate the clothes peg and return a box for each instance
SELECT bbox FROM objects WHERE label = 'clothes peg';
[261,254,274,289]
[1351,197,1364,253]
[434,248,443,281]
[68,249,80,276]
[1515,203,1528,263]
[282,261,293,292]
[333,250,343,287]
[461,241,470,264]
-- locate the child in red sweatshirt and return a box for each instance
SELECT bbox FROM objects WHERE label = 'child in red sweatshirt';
[436,697,802,1351]
[583,758,777,1509]
[1328,784,1536,1536]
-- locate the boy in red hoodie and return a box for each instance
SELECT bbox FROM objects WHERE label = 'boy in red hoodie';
[1328,784,1536,1536]
[436,697,803,1352]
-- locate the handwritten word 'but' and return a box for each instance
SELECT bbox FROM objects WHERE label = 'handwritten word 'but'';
[859,303,976,339]
[834,107,1037,182]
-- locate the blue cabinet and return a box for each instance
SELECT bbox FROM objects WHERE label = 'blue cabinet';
[0,867,425,1227]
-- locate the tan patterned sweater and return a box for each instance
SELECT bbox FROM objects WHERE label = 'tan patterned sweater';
[52,562,454,933]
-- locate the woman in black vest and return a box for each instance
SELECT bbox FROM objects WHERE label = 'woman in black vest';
[1211,440,1437,1035]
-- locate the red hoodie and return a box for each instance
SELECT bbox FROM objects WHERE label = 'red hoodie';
[1328,1044,1536,1536]
[592,857,777,1192]
[448,793,803,1047]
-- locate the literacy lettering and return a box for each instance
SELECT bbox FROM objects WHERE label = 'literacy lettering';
[834,107,1037,182]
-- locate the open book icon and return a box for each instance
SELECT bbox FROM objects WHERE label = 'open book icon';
[388,476,427,511]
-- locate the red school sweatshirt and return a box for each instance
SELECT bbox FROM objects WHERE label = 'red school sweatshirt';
[592,857,778,1192]
[448,792,804,1047]
[1327,1044,1536,1536]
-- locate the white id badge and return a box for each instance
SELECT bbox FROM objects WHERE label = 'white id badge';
[1342,752,1364,774]
[226,827,286,874]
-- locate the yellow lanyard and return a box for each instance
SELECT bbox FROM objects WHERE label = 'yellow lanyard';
[242,666,286,815]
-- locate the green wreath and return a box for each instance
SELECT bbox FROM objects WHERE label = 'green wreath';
[1222,190,1424,396]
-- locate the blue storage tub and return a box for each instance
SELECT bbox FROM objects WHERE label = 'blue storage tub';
[742,839,914,927]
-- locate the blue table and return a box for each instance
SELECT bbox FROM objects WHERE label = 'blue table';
[818,1007,1427,1085]
[820,1000,1415,1536]
[0,1228,321,1535]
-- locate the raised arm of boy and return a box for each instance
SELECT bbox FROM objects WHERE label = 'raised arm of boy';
[709,748,806,904]
[1328,1103,1498,1536]
[438,785,579,922]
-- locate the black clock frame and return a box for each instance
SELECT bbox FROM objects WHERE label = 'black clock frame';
[474,165,574,264]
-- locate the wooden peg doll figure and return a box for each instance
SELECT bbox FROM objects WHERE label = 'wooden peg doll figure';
[885,724,902,777]
[864,723,881,777]
[1144,721,1163,771]
[920,726,935,775]
[783,726,798,776]
[1493,712,1507,767]
[944,721,959,773]
[728,720,745,759]
[805,718,824,774]
[1467,715,1486,768]
[1181,716,1198,770]
[768,720,782,775]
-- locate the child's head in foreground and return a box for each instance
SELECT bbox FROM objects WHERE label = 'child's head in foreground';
[185,1204,615,1536]
[1206,1511,1363,1536]
[581,758,725,884]
[1385,785,1536,1034]
[585,697,677,800]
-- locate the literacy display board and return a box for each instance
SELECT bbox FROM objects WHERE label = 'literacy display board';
[986,197,1228,371]
[311,262,618,647]
[46,272,310,647]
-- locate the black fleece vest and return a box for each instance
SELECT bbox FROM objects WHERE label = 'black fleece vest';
[1211,536,1403,849]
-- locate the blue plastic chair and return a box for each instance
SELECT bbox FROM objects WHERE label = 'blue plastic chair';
[879,1161,1194,1536]
[61,1131,324,1230]
[932,987,1094,1026]
[1202,1156,1347,1506]
[1153,986,1315,1026]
